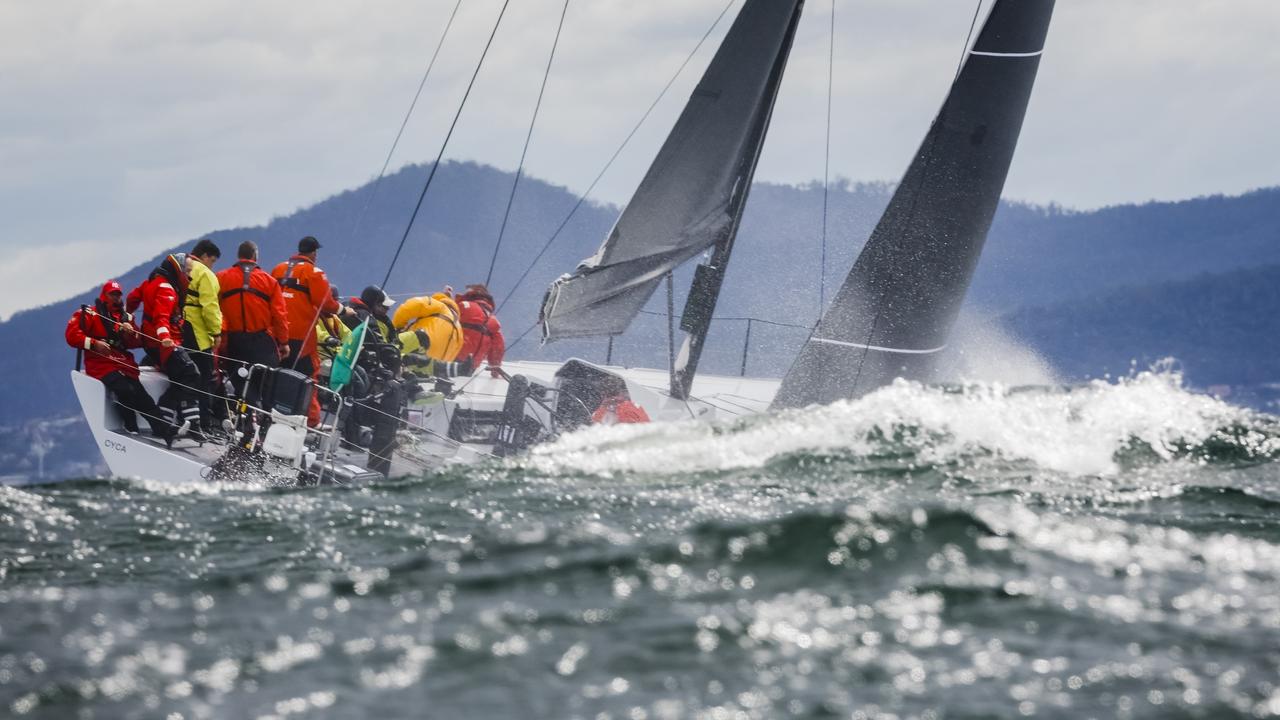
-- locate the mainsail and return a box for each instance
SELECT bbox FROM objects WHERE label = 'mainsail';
[540,0,805,397]
[772,0,1056,409]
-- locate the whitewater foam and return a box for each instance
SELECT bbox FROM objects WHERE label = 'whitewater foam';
[524,369,1263,478]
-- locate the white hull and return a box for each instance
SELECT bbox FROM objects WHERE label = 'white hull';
[72,370,213,484]
[71,358,780,485]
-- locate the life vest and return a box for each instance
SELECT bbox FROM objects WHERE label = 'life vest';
[277,258,310,294]
[221,262,273,329]
[83,299,131,351]
[461,302,493,336]
[392,295,464,362]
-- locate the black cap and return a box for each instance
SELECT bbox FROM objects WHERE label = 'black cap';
[360,285,391,308]
[298,236,322,254]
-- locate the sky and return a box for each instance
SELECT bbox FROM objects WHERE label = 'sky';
[2,0,1278,320]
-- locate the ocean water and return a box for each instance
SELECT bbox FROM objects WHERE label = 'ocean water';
[3,370,1280,719]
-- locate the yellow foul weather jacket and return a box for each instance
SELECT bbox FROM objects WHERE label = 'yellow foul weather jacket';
[183,260,223,350]
[391,293,464,362]
[315,316,351,360]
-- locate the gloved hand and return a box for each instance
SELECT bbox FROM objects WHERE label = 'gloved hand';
[489,366,504,379]
[323,336,341,349]
[414,329,430,351]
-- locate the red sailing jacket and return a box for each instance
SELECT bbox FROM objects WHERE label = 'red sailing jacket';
[67,281,145,380]
[126,255,188,362]
[271,254,338,355]
[455,293,505,370]
[591,396,651,425]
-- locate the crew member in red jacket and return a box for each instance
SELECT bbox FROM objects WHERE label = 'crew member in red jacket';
[67,281,175,443]
[272,236,338,426]
[454,284,506,378]
[591,394,651,425]
[126,253,203,438]
[217,241,289,409]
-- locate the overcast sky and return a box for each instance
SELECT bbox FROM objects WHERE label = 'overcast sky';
[2,0,1278,320]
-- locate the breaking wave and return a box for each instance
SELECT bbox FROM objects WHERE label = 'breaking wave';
[524,369,1280,478]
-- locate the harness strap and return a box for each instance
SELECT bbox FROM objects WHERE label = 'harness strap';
[219,263,273,330]
[82,302,127,350]
[219,265,274,304]
[278,258,310,294]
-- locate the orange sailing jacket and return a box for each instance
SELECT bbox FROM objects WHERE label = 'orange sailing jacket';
[217,260,289,344]
[272,255,338,355]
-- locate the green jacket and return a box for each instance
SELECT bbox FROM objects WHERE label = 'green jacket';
[183,260,223,350]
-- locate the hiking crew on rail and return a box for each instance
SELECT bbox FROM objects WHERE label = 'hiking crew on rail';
[184,239,224,434]
[273,236,339,427]
[217,241,288,410]
[125,253,204,440]
[72,233,513,471]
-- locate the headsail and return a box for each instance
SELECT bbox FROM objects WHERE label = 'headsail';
[772,0,1056,409]
[540,0,805,361]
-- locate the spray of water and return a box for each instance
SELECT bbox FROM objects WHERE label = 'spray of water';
[525,367,1269,479]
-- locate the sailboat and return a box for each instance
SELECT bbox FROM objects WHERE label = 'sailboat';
[70,0,1056,482]
[531,0,1056,419]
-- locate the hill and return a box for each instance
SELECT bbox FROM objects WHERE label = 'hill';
[1,161,1278,478]
[1005,263,1280,386]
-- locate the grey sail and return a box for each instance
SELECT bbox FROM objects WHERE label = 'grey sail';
[772,0,1055,409]
[540,0,805,350]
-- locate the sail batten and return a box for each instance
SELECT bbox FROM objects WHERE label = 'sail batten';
[772,0,1056,409]
[540,0,805,345]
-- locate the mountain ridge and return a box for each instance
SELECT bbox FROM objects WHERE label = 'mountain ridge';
[1,160,1276,434]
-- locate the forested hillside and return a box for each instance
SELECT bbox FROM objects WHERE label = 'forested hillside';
[1,160,1276,436]
[1005,263,1280,385]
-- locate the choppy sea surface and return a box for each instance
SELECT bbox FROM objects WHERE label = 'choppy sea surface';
[3,370,1280,719]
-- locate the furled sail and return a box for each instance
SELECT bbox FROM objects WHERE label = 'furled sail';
[772,0,1056,409]
[540,0,805,343]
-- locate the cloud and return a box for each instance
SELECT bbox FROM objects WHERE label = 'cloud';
[1,0,1278,316]
[0,236,174,321]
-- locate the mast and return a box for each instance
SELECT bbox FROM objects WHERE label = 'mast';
[772,0,1056,409]
[670,0,804,399]
[540,0,806,398]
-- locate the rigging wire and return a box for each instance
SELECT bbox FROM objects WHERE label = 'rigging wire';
[283,1,464,373]
[956,0,984,79]
[348,0,463,251]
[381,0,514,288]
[818,0,835,318]
[484,0,572,287]
[495,0,737,314]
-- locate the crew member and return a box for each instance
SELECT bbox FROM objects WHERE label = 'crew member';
[591,393,651,425]
[66,281,175,444]
[217,241,289,408]
[317,288,351,362]
[183,238,223,431]
[392,290,464,362]
[125,254,204,437]
[272,236,339,426]
[453,283,506,378]
[345,286,399,344]
[343,286,414,476]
